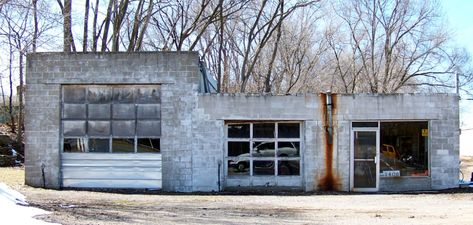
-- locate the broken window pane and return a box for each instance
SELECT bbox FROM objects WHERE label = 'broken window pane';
[88,121,110,137]
[380,122,428,177]
[253,160,275,175]
[63,138,86,152]
[278,160,300,176]
[113,87,135,103]
[137,121,161,136]
[137,104,160,119]
[63,104,86,119]
[112,139,135,153]
[137,138,160,153]
[136,87,160,103]
[88,139,110,153]
[112,121,135,136]
[278,123,300,138]
[63,86,86,103]
[88,87,112,103]
[63,121,86,136]
[253,123,275,138]
[228,124,250,138]
[278,142,300,157]
[88,104,111,119]
[113,104,135,119]
[253,142,275,157]
[228,142,249,157]
[228,160,249,176]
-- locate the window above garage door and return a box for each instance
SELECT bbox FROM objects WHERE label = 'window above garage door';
[61,85,161,153]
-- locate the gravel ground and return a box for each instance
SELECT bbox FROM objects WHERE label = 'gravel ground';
[0,157,472,225]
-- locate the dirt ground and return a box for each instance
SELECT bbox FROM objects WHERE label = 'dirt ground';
[1,157,473,225]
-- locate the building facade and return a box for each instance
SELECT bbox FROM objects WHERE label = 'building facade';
[25,52,459,192]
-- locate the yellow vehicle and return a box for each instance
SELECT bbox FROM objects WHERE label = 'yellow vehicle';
[381,144,399,159]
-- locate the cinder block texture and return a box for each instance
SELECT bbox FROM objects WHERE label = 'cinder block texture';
[26,52,459,192]
[26,52,201,191]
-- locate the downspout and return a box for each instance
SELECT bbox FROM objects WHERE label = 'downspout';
[326,91,333,145]
[318,91,338,191]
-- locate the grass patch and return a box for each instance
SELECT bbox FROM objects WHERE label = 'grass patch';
[0,167,25,188]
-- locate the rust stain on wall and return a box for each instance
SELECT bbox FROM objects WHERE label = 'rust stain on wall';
[318,93,340,191]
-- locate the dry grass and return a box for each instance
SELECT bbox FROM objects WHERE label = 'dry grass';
[461,156,473,182]
[0,166,24,188]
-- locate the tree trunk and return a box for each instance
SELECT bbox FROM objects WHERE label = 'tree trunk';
[101,0,115,51]
[63,0,72,52]
[92,0,99,52]
[32,0,38,52]
[17,49,24,154]
[83,0,90,52]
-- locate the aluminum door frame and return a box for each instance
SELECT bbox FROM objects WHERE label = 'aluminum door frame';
[350,127,380,192]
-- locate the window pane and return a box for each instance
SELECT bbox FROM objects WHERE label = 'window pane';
[88,121,110,137]
[112,139,134,153]
[63,104,86,119]
[228,160,249,176]
[253,142,275,157]
[278,123,300,138]
[278,142,300,157]
[112,121,135,136]
[136,87,160,103]
[88,104,110,119]
[253,160,275,175]
[137,121,161,136]
[88,139,110,152]
[113,87,135,103]
[113,104,135,119]
[228,124,250,138]
[63,121,86,136]
[137,138,160,153]
[253,123,274,138]
[380,122,428,177]
[354,161,376,188]
[137,104,160,119]
[63,138,86,152]
[63,86,86,103]
[228,142,249,157]
[88,87,112,103]
[278,160,300,176]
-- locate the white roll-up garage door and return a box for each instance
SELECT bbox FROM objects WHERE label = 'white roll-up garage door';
[62,153,162,189]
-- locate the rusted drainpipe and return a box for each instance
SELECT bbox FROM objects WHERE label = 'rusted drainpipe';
[326,91,333,145]
[318,91,338,191]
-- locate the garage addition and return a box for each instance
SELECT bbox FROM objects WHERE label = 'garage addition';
[25,52,459,192]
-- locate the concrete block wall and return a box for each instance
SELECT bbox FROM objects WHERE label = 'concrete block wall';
[197,93,459,192]
[336,94,459,191]
[26,52,201,191]
[26,52,459,192]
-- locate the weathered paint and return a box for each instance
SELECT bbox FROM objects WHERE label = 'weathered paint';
[61,153,162,189]
[318,93,339,191]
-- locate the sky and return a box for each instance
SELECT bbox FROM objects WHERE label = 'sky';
[441,0,473,155]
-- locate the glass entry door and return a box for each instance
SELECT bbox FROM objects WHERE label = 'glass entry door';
[351,129,379,192]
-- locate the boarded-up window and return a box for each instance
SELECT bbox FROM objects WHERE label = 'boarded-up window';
[61,85,161,153]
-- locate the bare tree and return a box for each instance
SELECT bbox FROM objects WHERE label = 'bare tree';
[327,0,464,93]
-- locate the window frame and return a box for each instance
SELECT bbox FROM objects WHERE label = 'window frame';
[61,85,161,154]
[225,121,302,177]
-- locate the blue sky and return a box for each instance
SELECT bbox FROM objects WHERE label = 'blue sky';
[441,0,473,54]
[442,0,473,155]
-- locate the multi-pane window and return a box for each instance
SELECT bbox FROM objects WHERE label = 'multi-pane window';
[62,85,161,153]
[226,122,301,176]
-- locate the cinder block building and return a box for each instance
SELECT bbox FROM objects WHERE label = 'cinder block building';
[25,52,460,192]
